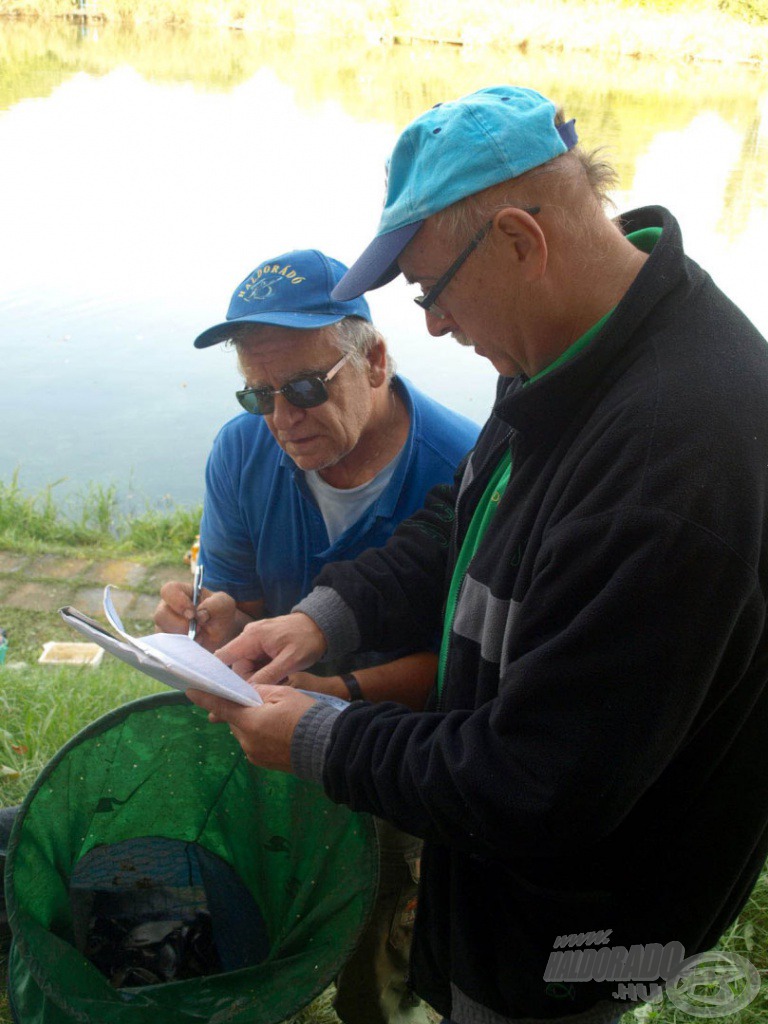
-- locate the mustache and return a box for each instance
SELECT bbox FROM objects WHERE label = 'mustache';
[452,332,474,348]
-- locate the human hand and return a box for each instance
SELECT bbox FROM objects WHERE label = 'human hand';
[186,685,317,772]
[287,672,350,701]
[154,581,241,652]
[215,613,327,685]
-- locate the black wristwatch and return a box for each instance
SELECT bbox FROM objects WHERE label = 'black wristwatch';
[340,672,364,701]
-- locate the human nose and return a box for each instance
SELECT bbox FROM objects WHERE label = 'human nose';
[425,307,458,337]
[270,392,305,428]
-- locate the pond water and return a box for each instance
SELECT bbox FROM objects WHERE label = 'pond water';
[1,19,767,510]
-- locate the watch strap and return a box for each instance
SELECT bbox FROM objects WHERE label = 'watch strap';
[340,672,364,701]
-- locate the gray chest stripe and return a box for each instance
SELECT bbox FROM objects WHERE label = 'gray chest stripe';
[456,452,475,503]
[453,574,520,670]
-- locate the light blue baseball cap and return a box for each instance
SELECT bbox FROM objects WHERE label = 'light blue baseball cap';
[194,249,371,348]
[332,86,577,300]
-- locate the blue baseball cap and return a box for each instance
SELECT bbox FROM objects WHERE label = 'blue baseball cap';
[194,249,372,348]
[332,86,577,301]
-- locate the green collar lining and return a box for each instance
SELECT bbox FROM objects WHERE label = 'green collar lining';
[526,225,661,386]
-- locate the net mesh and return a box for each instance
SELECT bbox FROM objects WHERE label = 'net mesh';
[5,692,377,1024]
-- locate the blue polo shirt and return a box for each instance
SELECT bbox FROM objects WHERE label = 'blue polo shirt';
[198,376,479,618]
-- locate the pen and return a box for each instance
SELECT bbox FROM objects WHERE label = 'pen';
[188,563,204,641]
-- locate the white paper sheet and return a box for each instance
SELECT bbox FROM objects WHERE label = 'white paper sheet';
[60,587,263,707]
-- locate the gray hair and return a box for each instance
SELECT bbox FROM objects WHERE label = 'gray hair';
[433,108,619,243]
[328,317,395,380]
[232,317,395,381]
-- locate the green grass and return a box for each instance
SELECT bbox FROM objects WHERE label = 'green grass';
[0,471,202,560]
[2,0,768,65]
[2,0,768,25]
[0,640,160,805]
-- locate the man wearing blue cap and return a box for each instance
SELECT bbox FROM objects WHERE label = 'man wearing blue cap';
[188,89,768,1024]
[155,247,479,1024]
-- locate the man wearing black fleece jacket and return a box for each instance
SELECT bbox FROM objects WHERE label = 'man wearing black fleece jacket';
[188,87,768,1024]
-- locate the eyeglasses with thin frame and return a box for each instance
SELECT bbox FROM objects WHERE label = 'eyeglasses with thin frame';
[236,352,350,416]
[413,206,541,319]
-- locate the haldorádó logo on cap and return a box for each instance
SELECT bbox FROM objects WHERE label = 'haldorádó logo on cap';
[239,260,308,300]
[194,248,372,349]
[332,86,578,301]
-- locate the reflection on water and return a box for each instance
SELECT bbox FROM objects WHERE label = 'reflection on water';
[1,19,767,507]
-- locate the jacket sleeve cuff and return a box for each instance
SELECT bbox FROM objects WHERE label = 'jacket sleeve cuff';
[290,700,345,784]
[292,586,361,660]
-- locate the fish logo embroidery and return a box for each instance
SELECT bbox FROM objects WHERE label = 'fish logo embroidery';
[244,279,280,302]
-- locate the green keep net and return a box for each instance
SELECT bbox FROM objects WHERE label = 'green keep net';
[5,692,378,1024]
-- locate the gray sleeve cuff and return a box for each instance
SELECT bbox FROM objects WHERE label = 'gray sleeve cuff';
[291,700,345,784]
[292,586,361,660]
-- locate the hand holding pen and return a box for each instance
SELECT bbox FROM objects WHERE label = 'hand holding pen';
[188,563,204,641]
[156,576,244,653]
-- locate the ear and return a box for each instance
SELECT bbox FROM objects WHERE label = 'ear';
[366,336,389,388]
[493,207,548,281]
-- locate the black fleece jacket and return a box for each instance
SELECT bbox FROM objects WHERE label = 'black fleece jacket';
[293,206,768,1020]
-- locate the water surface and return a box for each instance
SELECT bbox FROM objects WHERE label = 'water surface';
[1,20,767,509]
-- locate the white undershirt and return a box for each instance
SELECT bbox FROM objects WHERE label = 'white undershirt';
[304,447,405,544]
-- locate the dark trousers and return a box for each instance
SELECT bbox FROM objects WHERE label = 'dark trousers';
[334,818,432,1024]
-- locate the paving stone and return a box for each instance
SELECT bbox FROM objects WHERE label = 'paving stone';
[0,552,29,574]
[71,586,135,618]
[143,562,194,591]
[0,581,74,613]
[0,582,8,606]
[129,593,162,622]
[27,554,91,580]
[85,559,147,588]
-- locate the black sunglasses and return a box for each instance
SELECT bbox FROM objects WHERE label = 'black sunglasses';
[414,207,541,319]
[236,352,350,416]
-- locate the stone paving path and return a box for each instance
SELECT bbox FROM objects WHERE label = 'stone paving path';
[0,550,192,623]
